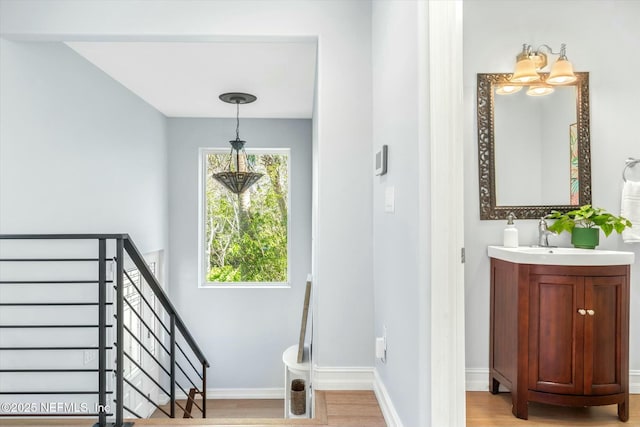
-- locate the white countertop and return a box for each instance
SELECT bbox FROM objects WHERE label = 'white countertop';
[488,245,635,266]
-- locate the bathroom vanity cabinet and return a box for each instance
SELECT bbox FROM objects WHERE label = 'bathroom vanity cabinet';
[489,258,630,421]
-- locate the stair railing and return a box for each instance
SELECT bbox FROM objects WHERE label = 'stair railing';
[0,234,209,426]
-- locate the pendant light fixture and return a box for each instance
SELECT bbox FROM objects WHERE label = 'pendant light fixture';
[212,92,263,194]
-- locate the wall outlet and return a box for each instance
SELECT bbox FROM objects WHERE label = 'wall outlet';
[376,325,387,363]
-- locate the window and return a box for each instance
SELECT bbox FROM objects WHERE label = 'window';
[200,148,290,286]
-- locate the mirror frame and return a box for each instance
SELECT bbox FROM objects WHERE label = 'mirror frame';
[477,72,591,220]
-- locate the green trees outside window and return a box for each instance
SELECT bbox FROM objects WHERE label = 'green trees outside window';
[204,150,289,283]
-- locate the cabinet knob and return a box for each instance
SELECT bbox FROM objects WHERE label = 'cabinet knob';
[578,309,586,315]
[587,309,595,316]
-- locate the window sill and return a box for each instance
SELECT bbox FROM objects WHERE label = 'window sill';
[199,282,291,289]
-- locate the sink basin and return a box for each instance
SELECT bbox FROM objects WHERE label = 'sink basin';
[488,245,635,266]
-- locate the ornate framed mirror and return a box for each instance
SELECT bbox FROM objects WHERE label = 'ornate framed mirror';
[477,72,591,220]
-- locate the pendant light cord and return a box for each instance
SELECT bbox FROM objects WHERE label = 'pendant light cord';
[236,101,240,141]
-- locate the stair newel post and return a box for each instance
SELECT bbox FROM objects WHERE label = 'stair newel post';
[170,314,176,418]
[202,361,207,418]
[97,238,107,427]
[115,238,124,426]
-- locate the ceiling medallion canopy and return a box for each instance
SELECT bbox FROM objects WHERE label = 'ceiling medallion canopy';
[212,92,263,194]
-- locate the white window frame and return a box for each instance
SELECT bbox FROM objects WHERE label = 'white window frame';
[198,147,291,288]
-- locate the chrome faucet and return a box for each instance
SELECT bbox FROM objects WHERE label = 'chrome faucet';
[537,217,556,247]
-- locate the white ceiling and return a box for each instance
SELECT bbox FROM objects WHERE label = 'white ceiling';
[65,41,317,119]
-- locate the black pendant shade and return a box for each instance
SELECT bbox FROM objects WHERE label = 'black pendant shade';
[212,93,263,194]
[213,169,263,194]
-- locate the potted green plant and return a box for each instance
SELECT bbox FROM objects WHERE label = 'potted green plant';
[546,205,632,249]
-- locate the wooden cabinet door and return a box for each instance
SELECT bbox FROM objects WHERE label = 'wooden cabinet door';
[529,275,584,395]
[583,275,625,395]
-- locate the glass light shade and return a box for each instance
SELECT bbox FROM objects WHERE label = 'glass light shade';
[511,58,540,83]
[526,84,555,97]
[213,171,263,194]
[547,58,577,84]
[495,85,523,95]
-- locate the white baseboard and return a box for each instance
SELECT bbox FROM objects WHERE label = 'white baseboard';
[631,371,640,394]
[465,368,497,392]
[372,368,404,427]
[175,365,379,401]
[312,365,374,390]
[466,368,640,394]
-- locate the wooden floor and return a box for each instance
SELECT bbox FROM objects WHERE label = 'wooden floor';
[466,391,640,426]
[2,391,639,426]
[151,399,284,419]
[0,391,387,427]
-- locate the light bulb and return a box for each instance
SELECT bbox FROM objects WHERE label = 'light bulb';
[526,85,555,96]
[496,85,523,95]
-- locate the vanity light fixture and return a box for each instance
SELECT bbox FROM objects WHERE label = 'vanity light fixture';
[212,92,263,194]
[510,43,577,85]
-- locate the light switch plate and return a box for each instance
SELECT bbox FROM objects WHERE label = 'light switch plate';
[384,186,395,213]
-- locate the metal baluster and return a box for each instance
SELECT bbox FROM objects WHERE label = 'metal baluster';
[202,361,207,418]
[98,239,107,427]
[115,239,124,426]
[170,314,176,418]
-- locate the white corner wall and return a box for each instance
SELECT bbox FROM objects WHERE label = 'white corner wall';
[372,2,465,425]
[0,39,168,254]
[371,1,422,426]
[0,0,375,378]
[464,0,640,389]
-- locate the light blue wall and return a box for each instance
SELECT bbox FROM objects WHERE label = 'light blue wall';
[0,39,168,253]
[372,2,425,426]
[0,39,168,408]
[166,118,312,390]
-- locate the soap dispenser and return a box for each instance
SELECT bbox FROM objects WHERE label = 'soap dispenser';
[503,212,519,248]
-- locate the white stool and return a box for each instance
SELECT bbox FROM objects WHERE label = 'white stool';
[282,344,311,418]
